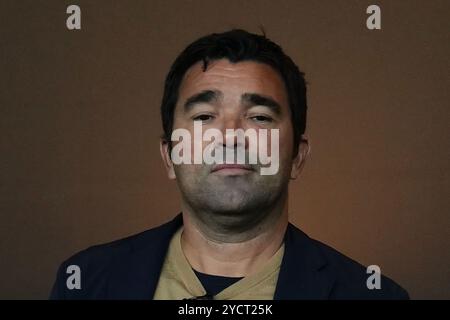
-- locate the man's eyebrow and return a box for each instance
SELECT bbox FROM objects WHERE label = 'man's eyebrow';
[184,90,222,112]
[241,93,282,115]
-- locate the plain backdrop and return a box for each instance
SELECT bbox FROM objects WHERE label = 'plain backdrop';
[0,0,449,299]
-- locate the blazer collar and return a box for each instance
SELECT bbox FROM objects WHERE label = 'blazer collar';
[106,214,183,299]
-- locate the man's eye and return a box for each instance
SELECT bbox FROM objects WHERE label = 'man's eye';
[251,115,273,123]
[193,114,214,122]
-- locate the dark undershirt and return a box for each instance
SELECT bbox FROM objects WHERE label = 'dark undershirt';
[193,269,244,296]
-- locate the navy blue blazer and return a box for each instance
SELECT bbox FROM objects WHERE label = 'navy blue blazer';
[50,214,409,299]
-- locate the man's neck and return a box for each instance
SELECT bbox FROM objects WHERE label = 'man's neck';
[180,206,288,278]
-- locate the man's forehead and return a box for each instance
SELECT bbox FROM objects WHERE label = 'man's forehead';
[178,59,288,103]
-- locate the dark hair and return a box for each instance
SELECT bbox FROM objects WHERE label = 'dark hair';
[161,29,307,153]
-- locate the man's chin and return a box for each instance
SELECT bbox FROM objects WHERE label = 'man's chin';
[210,168,255,176]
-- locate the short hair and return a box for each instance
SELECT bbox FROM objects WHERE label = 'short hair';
[160,29,307,154]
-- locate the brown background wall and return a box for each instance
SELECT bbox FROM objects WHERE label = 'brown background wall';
[1,0,449,299]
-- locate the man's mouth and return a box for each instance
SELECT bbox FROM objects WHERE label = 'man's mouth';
[210,164,254,175]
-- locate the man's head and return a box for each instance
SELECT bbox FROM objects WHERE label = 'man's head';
[159,29,309,237]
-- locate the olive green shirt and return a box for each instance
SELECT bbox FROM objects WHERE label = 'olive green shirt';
[154,227,284,300]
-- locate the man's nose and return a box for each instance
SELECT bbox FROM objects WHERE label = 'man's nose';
[220,117,246,148]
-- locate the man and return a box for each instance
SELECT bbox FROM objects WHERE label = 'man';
[50,29,408,299]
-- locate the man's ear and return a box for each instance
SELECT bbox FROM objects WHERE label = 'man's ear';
[291,135,310,180]
[160,138,176,180]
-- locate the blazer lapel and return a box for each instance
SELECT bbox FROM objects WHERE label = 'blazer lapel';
[274,223,336,299]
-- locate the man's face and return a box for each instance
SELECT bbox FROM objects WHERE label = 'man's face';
[161,59,306,231]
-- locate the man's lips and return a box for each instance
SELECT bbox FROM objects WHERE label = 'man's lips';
[211,164,254,174]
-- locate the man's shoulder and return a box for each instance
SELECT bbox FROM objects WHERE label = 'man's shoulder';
[49,216,181,299]
[64,218,174,265]
[286,223,409,299]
